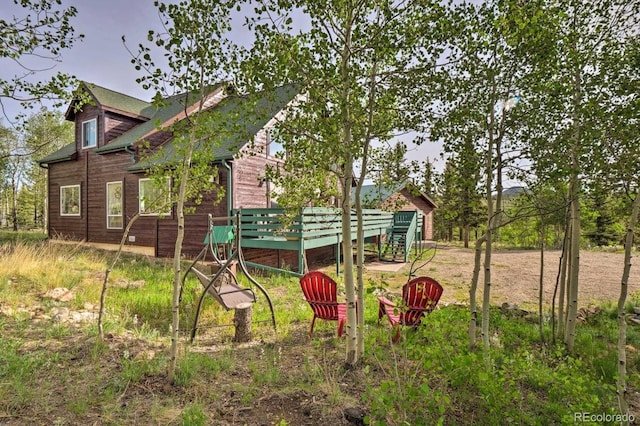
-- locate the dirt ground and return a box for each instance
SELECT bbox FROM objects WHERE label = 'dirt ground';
[421,246,640,309]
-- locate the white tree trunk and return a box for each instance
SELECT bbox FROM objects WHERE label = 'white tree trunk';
[617,192,640,419]
[469,235,485,347]
[169,138,195,383]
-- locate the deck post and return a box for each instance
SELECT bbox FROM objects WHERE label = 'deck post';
[336,234,341,276]
[298,238,305,274]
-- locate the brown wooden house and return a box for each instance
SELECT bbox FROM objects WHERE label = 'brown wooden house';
[39,82,297,257]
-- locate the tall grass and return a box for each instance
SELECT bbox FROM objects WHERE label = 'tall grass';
[0,242,103,306]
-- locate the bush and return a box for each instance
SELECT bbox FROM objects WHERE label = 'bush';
[365,306,623,425]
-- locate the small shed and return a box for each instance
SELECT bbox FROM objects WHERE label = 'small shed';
[355,181,437,241]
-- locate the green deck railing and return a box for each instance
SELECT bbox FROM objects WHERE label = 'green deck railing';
[403,212,418,261]
[382,210,418,262]
[235,207,394,275]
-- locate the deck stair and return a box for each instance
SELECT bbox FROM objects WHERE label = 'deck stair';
[381,211,418,262]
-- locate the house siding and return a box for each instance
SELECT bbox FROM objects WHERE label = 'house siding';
[155,178,229,258]
[47,160,87,240]
[232,129,280,209]
[104,112,145,143]
[86,152,137,245]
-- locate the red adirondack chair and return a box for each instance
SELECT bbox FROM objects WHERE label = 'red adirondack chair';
[299,271,347,338]
[377,276,443,342]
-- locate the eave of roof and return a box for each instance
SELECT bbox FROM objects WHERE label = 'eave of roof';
[37,142,77,166]
[65,82,153,121]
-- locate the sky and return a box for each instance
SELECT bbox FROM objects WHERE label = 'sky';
[0,0,444,173]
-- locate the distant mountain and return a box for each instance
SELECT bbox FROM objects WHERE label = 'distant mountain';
[502,186,527,197]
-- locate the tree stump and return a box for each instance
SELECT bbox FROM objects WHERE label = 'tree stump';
[233,302,253,343]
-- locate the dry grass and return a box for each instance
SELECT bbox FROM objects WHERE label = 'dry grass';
[0,242,107,306]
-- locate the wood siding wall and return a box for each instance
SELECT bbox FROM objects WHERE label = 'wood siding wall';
[47,160,87,240]
[155,178,229,258]
[104,112,145,143]
[232,128,282,209]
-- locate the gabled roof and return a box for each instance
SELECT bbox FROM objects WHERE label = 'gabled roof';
[38,142,77,166]
[65,82,154,121]
[128,84,299,171]
[353,180,437,209]
[93,89,216,154]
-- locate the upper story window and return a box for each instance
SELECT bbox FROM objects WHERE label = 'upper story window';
[267,128,285,159]
[82,118,97,148]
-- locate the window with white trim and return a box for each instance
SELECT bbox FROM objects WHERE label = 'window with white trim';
[139,177,171,216]
[106,181,123,229]
[60,185,80,216]
[82,118,97,148]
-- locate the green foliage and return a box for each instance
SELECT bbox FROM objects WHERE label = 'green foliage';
[0,336,51,413]
[433,155,484,244]
[175,352,234,386]
[1,110,74,230]
[249,345,283,386]
[498,185,568,249]
[0,230,47,243]
[181,402,208,426]
[583,188,626,247]
[365,306,628,424]
[0,1,83,121]
[120,355,167,383]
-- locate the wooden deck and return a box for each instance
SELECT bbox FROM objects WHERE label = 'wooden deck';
[236,207,395,275]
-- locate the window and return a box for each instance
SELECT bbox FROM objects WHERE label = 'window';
[267,129,285,158]
[106,181,123,229]
[139,178,171,216]
[82,118,97,148]
[60,185,80,216]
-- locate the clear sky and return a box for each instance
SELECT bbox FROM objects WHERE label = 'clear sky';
[0,0,444,172]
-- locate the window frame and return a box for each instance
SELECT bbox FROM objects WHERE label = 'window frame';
[60,184,81,217]
[82,118,97,149]
[106,181,123,229]
[138,177,171,216]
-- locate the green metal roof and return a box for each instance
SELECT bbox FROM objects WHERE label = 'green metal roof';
[354,181,437,209]
[354,182,406,207]
[65,82,154,121]
[83,82,154,118]
[94,91,203,154]
[38,142,77,166]
[128,85,299,171]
